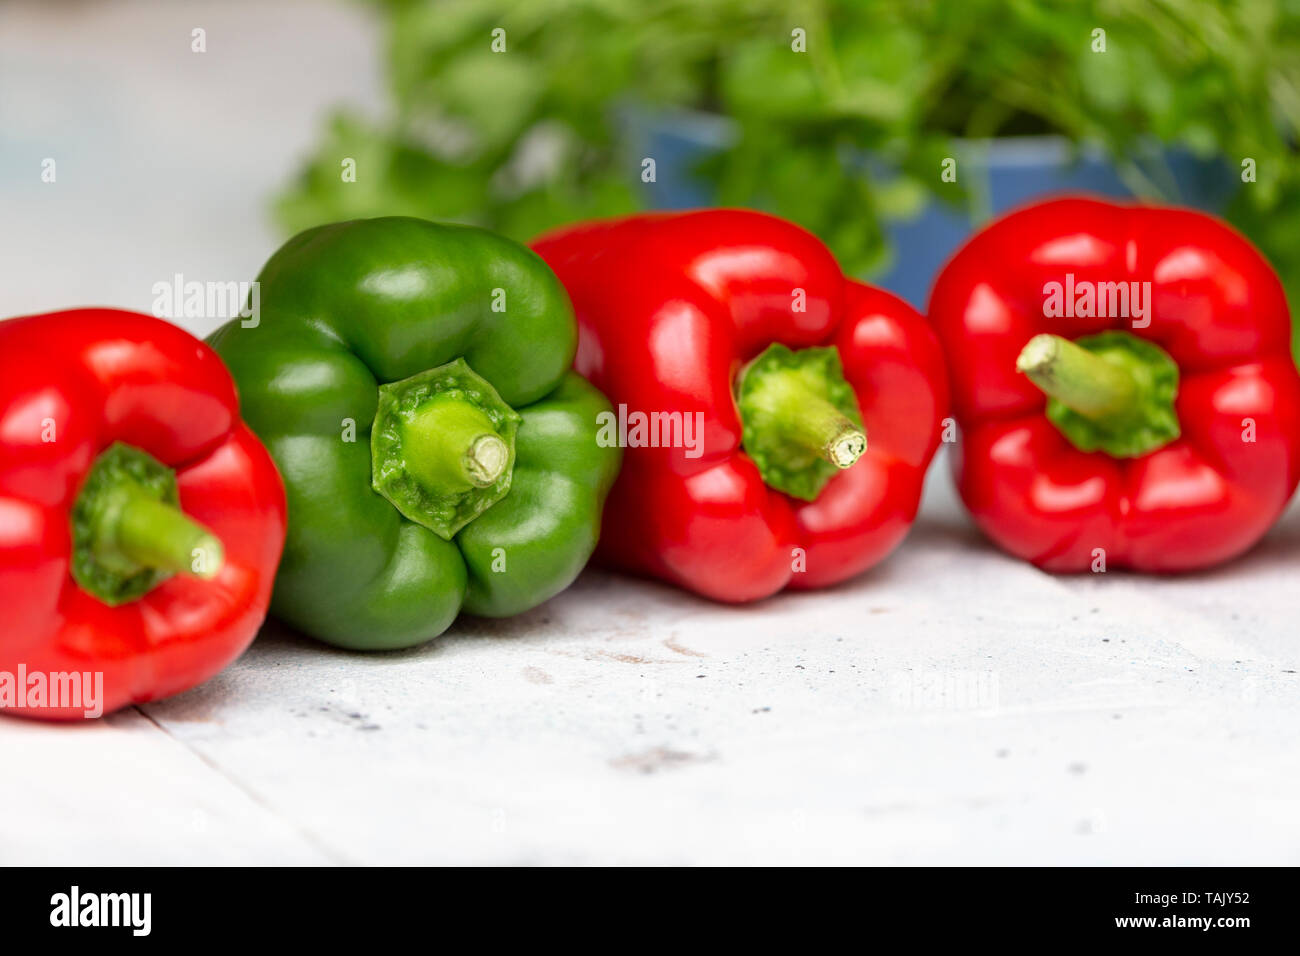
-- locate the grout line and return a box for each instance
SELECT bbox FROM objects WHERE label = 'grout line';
[133,705,357,866]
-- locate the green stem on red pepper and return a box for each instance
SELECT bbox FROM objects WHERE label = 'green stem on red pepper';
[110,494,224,577]
[71,442,225,606]
[1017,331,1181,458]
[735,343,867,501]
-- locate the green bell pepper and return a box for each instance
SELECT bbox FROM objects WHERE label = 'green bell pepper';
[209,217,621,650]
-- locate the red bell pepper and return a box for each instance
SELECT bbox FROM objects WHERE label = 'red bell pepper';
[533,210,948,602]
[0,309,286,719]
[929,197,1300,572]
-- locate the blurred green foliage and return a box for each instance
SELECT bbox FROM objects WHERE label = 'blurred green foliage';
[278,0,1300,332]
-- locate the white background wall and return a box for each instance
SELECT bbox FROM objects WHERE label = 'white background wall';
[0,0,383,331]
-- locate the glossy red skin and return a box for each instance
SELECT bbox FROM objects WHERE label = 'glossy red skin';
[0,309,286,719]
[929,197,1300,572]
[533,210,948,602]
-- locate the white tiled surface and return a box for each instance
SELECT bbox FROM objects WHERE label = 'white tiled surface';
[2,0,1298,865]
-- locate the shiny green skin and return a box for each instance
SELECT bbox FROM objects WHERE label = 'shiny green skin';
[209,217,620,650]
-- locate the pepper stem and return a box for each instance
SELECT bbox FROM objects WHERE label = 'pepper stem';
[104,490,225,579]
[1017,334,1140,422]
[370,359,521,540]
[401,395,509,495]
[748,376,866,468]
[735,343,867,501]
[1016,331,1182,459]
[70,441,226,605]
